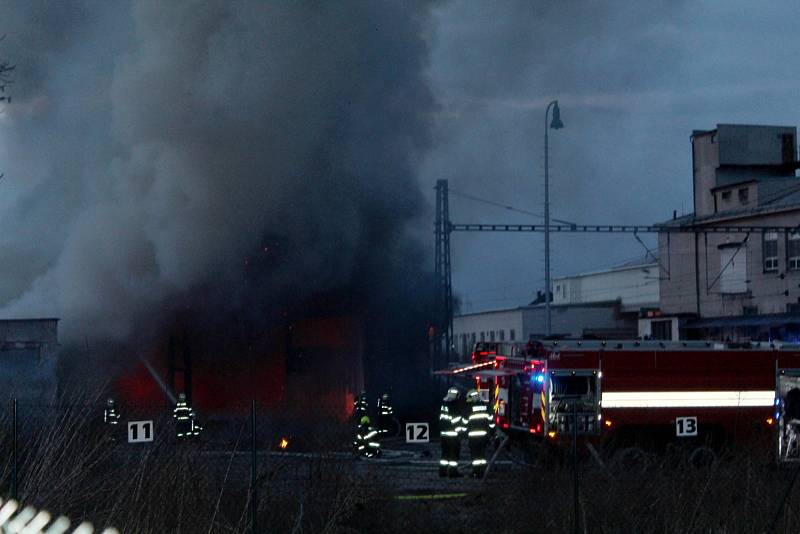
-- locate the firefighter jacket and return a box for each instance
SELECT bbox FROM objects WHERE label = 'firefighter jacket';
[377,396,393,419]
[439,401,464,438]
[353,395,369,419]
[354,422,381,457]
[377,395,394,433]
[174,400,201,438]
[466,399,492,439]
[104,406,120,426]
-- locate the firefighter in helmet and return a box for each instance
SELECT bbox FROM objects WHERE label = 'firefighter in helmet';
[174,393,202,439]
[103,398,120,441]
[353,390,369,423]
[377,392,395,435]
[466,388,492,477]
[353,415,381,458]
[439,387,464,477]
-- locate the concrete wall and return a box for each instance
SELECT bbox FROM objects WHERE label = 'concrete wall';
[717,124,795,167]
[0,319,60,401]
[552,264,659,311]
[693,131,719,217]
[453,309,523,361]
[522,303,635,339]
[659,209,800,318]
[453,304,637,360]
[693,125,796,218]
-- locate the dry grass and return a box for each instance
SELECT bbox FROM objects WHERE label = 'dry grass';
[5,392,796,533]
[0,390,369,533]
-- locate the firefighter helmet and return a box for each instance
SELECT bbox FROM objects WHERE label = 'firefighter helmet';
[382,393,390,401]
[466,389,480,402]
[444,387,461,402]
[107,398,115,407]
[360,415,371,425]
[178,393,186,403]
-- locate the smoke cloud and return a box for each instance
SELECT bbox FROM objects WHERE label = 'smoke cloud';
[0,1,437,342]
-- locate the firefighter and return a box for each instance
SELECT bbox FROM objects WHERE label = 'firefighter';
[353,390,369,423]
[784,388,800,458]
[377,392,394,435]
[173,393,202,440]
[439,387,463,477]
[103,398,120,441]
[466,389,492,477]
[353,415,381,458]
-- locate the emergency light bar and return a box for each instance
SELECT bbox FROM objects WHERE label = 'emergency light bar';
[448,361,495,375]
[601,390,775,408]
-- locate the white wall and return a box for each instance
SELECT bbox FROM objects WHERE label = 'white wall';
[552,264,659,311]
[638,317,680,340]
[453,309,523,361]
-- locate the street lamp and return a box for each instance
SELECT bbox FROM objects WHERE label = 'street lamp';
[544,100,563,337]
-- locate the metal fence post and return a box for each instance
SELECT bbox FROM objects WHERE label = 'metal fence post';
[572,401,579,534]
[12,398,17,500]
[251,400,257,534]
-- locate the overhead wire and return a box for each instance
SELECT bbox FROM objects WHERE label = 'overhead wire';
[449,189,577,226]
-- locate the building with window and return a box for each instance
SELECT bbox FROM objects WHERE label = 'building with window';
[452,301,635,362]
[452,258,660,361]
[657,124,800,341]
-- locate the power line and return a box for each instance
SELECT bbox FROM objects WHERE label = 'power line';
[449,189,577,225]
[450,223,800,234]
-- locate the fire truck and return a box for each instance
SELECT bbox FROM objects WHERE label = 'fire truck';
[438,339,800,464]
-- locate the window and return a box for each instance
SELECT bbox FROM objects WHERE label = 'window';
[742,305,758,316]
[764,232,779,272]
[499,330,505,341]
[489,331,495,341]
[510,329,516,341]
[480,332,485,342]
[783,134,796,164]
[471,333,476,345]
[721,191,731,201]
[651,320,672,341]
[789,232,800,270]
[719,243,747,294]
[788,303,800,314]
[738,188,749,204]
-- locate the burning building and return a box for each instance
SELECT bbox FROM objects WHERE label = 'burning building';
[0,3,438,420]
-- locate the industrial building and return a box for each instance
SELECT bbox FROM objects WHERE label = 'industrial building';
[657,124,800,341]
[453,257,657,361]
[0,318,60,400]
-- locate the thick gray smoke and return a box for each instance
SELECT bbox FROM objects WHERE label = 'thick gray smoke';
[0,1,437,341]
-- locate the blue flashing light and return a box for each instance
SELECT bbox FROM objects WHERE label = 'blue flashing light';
[534,374,545,384]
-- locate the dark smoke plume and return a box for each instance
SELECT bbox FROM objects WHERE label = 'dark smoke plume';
[0,1,438,352]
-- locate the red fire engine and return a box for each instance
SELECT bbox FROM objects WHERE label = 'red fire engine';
[438,340,800,463]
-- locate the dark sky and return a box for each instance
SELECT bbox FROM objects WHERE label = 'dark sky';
[1,1,800,338]
[421,1,800,312]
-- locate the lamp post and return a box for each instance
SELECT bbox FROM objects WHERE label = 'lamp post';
[544,100,563,338]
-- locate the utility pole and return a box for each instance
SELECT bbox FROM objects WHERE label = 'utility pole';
[434,180,453,370]
[543,100,564,337]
